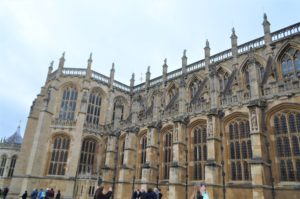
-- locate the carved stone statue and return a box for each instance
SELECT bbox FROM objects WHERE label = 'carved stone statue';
[251,110,258,131]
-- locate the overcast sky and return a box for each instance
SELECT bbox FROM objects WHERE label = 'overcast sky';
[0,0,299,138]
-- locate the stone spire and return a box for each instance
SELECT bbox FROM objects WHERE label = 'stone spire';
[109,63,115,89]
[87,53,93,70]
[145,66,151,90]
[182,49,187,77]
[86,53,93,79]
[231,27,238,47]
[48,61,54,75]
[58,52,65,69]
[162,59,168,86]
[231,28,238,65]
[263,13,272,50]
[5,125,23,144]
[130,73,135,93]
[204,40,210,73]
[263,13,271,35]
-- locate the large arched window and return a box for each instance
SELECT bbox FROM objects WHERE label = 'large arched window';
[48,136,70,175]
[0,155,7,176]
[7,155,17,177]
[59,86,78,120]
[228,119,252,181]
[163,131,173,180]
[273,111,300,181]
[192,125,207,180]
[79,139,97,174]
[280,48,300,79]
[86,92,102,125]
[139,135,147,179]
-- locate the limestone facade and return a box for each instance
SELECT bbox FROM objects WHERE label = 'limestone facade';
[2,15,300,199]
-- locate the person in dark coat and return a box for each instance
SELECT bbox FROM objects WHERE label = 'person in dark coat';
[132,188,140,199]
[22,190,28,199]
[30,189,38,199]
[94,186,112,199]
[139,188,147,199]
[55,190,61,199]
[3,187,9,199]
[145,188,156,199]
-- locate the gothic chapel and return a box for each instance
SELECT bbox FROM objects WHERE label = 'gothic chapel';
[1,14,300,199]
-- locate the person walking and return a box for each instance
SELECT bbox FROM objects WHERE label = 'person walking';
[55,190,61,199]
[3,187,9,199]
[30,189,38,199]
[38,189,45,199]
[139,188,146,199]
[145,188,156,199]
[22,190,28,199]
[94,186,112,199]
[190,183,209,199]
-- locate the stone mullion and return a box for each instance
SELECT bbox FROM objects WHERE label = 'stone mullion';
[205,113,222,199]
[116,132,137,199]
[102,135,117,186]
[248,105,269,199]
[141,126,159,189]
[169,120,187,199]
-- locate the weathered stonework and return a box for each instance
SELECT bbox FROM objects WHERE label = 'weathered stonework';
[1,15,300,199]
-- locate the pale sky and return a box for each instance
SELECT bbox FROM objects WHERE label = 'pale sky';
[0,0,299,138]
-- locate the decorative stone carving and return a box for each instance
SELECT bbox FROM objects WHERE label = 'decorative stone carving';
[207,117,213,137]
[251,109,258,131]
[174,123,179,142]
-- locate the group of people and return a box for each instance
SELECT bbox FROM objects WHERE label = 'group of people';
[0,187,9,199]
[132,188,162,199]
[21,188,61,199]
[93,183,209,199]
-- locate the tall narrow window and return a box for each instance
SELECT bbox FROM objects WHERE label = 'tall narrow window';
[140,135,147,179]
[79,139,97,174]
[48,136,70,175]
[193,125,207,180]
[120,140,125,165]
[112,102,124,122]
[0,155,7,176]
[228,120,252,181]
[163,131,172,180]
[7,156,17,177]
[86,92,102,125]
[59,87,78,120]
[273,111,300,182]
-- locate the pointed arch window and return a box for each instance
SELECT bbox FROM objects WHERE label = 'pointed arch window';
[192,125,207,180]
[273,111,300,181]
[48,136,70,175]
[59,87,78,120]
[7,155,17,177]
[86,92,102,125]
[79,139,97,174]
[163,131,173,180]
[228,120,252,181]
[0,155,7,176]
[280,48,300,78]
[139,135,147,179]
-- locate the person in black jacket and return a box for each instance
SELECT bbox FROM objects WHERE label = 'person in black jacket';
[22,190,28,199]
[3,187,9,199]
[145,188,157,199]
[94,186,112,199]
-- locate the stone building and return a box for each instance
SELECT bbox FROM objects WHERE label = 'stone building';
[3,15,300,199]
[0,126,22,189]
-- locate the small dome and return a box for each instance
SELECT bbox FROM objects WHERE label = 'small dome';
[5,125,23,144]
